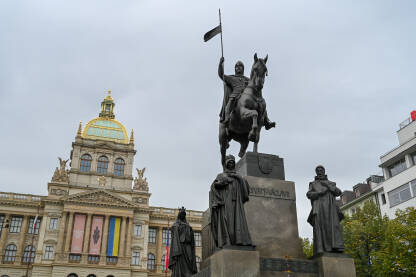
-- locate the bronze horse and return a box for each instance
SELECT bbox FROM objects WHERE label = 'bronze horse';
[219,53,275,165]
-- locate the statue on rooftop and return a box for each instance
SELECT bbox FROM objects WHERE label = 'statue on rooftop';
[306,165,345,255]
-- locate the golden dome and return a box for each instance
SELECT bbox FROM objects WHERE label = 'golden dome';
[81,91,129,144]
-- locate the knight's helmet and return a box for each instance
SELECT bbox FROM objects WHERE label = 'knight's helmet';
[235,61,244,73]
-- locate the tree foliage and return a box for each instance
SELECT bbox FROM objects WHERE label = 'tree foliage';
[341,201,416,277]
[302,237,313,258]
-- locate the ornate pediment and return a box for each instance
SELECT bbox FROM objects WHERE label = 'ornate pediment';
[62,189,136,208]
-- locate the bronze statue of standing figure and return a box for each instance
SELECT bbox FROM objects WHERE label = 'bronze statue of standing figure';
[307,165,345,256]
[218,54,276,165]
[168,207,198,277]
[209,155,253,248]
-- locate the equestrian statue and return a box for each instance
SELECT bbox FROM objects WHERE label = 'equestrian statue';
[218,53,276,165]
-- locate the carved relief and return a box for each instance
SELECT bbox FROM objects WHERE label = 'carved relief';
[133,167,149,191]
[133,197,148,204]
[51,157,69,183]
[50,188,68,196]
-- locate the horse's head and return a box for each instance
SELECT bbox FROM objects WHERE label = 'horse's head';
[250,53,268,90]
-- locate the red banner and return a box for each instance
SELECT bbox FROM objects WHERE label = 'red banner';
[71,214,86,254]
[89,216,104,255]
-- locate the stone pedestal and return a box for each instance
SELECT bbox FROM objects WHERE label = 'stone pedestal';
[314,253,356,277]
[195,248,260,277]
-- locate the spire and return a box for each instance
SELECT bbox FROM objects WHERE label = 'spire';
[99,90,115,119]
[130,129,134,144]
[76,122,82,137]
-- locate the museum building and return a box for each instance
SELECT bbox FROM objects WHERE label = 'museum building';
[0,92,203,277]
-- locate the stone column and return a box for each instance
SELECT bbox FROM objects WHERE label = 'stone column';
[156,226,163,273]
[16,215,29,264]
[119,216,126,257]
[64,212,74,252]
[35,214,47,263]
[82,213,93,262]
[100,215,110,265]
[56,212,67,252]
[0,214,10,263]
[125,217,133,258]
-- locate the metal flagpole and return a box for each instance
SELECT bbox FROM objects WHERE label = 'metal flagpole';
[165,217,170,277]
[218,9,224,58]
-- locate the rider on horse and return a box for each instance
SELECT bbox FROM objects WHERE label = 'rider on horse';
[218,57,274,130]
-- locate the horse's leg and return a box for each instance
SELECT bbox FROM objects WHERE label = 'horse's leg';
[239,106,259,142]
[219,123,229,165]
[239,138,249,158]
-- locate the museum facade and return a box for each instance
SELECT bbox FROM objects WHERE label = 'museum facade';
[0,92,203,277]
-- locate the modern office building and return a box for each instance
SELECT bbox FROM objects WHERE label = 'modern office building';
[372,112,416,218]
[0,92,203,277]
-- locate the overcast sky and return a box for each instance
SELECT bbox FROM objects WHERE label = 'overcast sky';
[1,0,415,238]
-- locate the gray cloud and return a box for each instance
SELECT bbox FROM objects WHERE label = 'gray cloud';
[1,0,415,238]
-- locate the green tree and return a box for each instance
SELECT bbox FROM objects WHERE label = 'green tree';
[375,207,416,277]
[301,237,313,258]
[342,200,388,277]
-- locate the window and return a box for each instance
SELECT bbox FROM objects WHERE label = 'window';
[106,256,117,264]
[80,154,92,172]
[44,246,54,260]
[67,274,78,277]
[162,228,171,245]
[22,245,35,263]
[69,254,81,262]
[49,218,58,230]
[114,158,125,176]
[194,231,201,247]
[411,152,416,166]
[134,224,142,237]
[411,179,416,196]
[87,275,97,277]
[9,216,22,233]
[381,193,386,205]
[88,255,99,263]
[28,217,41,234]
[148,228,157,243]
[196,256,201,272]
[147,253,156,270]
[388,183,412,207]
[132,251,140,265]
[3,244,17,262]
[0,215,4,233]
[388,158,407,177]
[97,156,109,174]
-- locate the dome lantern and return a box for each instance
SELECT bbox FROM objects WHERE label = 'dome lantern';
[99,90,115,119]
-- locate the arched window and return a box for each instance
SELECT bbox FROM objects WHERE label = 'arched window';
[147,253,156,270]
[106,275,115,277]
[22,245,35,263]
[3,244,17,262]
[97,156,109,174]
[87,275,97,277]
[80,154,92,172]
[113,158,125,176]
[196,256,201,272]
[67,274,78,277]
